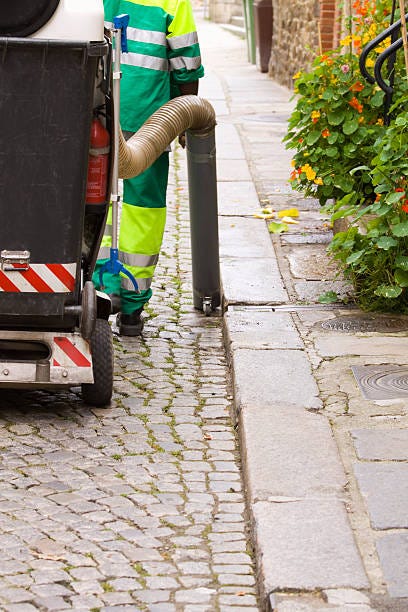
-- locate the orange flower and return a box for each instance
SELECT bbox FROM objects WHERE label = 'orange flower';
[322,129,330,138]
[349,97,363,113]
[402,202,408,213]
[350,81,364,92]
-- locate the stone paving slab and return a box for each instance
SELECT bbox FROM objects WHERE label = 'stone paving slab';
[352,429,408,460]
[216,159,253,182]
[239,403,347,501]
[231,348,322,411]
[221,258,288,306]
[219,217,277,258]
[315,335,408,358]
[217,181,261,217]
[354,463,408,529]
[376,533,408,597]
[252,499,369,596]
[224,309,303,350]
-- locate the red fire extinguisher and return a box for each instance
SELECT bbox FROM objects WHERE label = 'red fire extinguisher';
[86,115,110,204]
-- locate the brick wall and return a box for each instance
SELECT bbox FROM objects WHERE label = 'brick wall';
[319,0,336,50]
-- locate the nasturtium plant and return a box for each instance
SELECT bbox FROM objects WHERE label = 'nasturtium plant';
[285,0,408,312]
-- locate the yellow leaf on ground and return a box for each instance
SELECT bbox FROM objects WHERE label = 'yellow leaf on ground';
[253,213,275,220]
[277,207,299,218]
[280,216,299,224]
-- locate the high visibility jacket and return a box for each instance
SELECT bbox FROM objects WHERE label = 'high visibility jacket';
[103,0,204,132]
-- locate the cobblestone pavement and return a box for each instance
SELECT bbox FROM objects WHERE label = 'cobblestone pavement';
[0,149,259,611]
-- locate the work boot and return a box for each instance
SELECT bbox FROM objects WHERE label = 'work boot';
[116,307,144,336]
[109,294,121,315]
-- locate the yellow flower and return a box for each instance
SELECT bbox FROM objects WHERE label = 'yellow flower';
[366,58,375,68]
[340,35,352,46]
[291,159,296,167]
[314,177,323,185]
[377,118,384,126]
[293,71,302,80]
[301,163,317,181]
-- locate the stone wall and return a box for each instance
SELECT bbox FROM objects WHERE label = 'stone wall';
[269,0,320,88]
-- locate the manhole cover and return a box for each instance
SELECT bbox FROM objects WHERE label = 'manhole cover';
[352,365,408,400]
[320,314,408,333]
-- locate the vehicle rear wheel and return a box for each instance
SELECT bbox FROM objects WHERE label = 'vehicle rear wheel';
[81,318,113,407]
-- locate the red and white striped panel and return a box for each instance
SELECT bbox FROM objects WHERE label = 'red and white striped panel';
[53,336,92,368]
[0,263,76,293]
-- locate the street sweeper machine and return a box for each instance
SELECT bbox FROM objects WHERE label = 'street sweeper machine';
[0,0,220,408]
[0,0,114,406]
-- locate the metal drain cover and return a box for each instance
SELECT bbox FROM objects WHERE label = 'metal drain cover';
[321,314,408,333]
[352,365,408,400]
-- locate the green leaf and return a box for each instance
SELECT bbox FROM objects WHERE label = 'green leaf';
[392,221,408,237]
[395,255,408,271]
[333,175,354,191]
[325,146,338,157]
[395,269,408,287]
[395,115,408,127]
[318,291,338,304]
[374,284,403,298]
[344,143,357,156]
[343,118,359,135]
[327,110,345,126]
[268,221,288,234]
[371,90,384,107]
[376,236,398,250]
[346,250,364,264]
[321,89,334,100]
[331,206,355,221]
[306,131,322,146]
[349,165,371,175]
[386,191,405,205]
[327,133,339,144]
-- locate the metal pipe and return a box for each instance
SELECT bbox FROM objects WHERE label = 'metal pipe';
[118,95,216,178]
[186,128,220,314]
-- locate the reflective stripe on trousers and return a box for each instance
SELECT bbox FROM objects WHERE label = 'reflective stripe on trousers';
[97,152,169,295]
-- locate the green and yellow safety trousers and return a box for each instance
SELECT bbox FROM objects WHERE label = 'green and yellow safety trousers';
[93,152,169,314]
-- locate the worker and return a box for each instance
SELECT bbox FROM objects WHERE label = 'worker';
[94,0,204,335]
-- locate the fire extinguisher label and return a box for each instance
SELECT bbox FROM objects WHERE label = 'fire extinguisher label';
[87,156,109,201]
[0,263,76,293]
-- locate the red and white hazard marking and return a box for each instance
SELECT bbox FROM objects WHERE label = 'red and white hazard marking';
[53,336,92,368]
[0,263,76,293]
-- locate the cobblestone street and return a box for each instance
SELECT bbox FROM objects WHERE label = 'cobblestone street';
[0,148,259,612]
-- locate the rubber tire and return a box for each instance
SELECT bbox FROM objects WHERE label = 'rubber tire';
[82,319,113,407]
